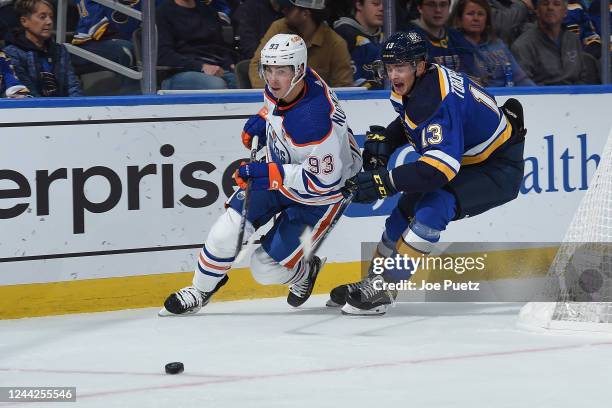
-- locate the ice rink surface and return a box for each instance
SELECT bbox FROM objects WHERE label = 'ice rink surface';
[1,296,612,408]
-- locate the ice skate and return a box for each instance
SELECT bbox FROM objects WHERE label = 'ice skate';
[159,275,229,316]
[341,275,396,316]
[326,278,370,307]
[287,256,326,307]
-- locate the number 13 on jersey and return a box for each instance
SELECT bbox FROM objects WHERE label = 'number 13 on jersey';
[422,124,443,147]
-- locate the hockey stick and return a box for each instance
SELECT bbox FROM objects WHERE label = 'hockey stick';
[301,192,354,263]
[234,135,259,263]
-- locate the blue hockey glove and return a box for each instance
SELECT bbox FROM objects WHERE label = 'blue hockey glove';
[343,168,397,203]
[241,109,267,150]
[237,162,284,191]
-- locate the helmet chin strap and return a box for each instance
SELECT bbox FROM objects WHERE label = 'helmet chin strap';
[280,70,304,99]
[267,67,305,101]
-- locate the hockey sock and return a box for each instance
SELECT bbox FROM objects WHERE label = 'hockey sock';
[193,245,234,292]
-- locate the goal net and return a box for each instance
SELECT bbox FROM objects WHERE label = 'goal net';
[518,129,612,332]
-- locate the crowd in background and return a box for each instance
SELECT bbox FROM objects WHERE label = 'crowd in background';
[0,0,609,97]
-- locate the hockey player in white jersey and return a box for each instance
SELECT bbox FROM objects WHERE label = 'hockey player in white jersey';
[161,33,362,315]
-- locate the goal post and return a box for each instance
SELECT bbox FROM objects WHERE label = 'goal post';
[517,128,612,333]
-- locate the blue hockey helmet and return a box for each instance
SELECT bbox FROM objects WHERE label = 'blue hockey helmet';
[381,31,428,66]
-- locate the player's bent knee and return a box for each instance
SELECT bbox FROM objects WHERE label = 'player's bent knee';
[207,208,252,258]
[250,247,292,285]
[414,190,456,232]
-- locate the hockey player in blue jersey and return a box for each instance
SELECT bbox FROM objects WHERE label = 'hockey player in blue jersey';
[161,33,362,316]
[329,31,527,315]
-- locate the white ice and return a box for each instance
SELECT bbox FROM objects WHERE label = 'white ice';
[1,296,612,408]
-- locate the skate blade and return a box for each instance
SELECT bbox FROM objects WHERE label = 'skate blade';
[158,307,174,317]
[341,303,387,316]
[325,299,343,307]
[320,256,327,269]
[158,307,201,317]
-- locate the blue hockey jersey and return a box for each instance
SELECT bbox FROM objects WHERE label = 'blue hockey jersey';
[390,64,512,183]
[0,52,29,97]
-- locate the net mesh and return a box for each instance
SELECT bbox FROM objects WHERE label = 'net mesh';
[519,129,612,331]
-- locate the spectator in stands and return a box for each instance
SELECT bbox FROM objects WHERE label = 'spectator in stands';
[334,0,384,89]
[70,0,137,72]
[326,0,353,25]
[564,0,601,58]
[0,0,19,41]
[588,0,612,39]
[511,0,598,85]
[488,0,536,45]
[406,0,480,77]
[4,0,82,96]
[233,0,283,60]
[156,0,237,90]
[70,0,147,95]
[248,0,353,88]
[450,0,535,86]
[0,51,30,97]
[209,0,232,22]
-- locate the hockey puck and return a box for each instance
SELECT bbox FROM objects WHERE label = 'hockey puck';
[165,362,184,375]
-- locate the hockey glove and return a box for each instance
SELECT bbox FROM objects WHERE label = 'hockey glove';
[236,162,284,191]
[343,168,397,203]
[241,109,267,150]
[362,125,392,171]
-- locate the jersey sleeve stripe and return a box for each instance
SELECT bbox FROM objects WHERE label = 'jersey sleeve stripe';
[303,169,342,189]
[423,149,460,172]
[304,176,336,194]
[395,145,418,164]
[279,185,344,205]
[464,114,508,156]
[418,156,457,181]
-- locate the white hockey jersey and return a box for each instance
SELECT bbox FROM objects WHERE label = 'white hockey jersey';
[261,68,362,205]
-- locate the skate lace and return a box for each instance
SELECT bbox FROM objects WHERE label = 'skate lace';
[361,276,396,306]
[347,279,367,291]
[289,257,320,298]
[176,287,203,308]
[362,276,383,300]
[290,277,310,297]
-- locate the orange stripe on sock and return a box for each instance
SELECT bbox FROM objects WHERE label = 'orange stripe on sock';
[199,252,230,271]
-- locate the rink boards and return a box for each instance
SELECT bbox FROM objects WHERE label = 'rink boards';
[1,86,611,318]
